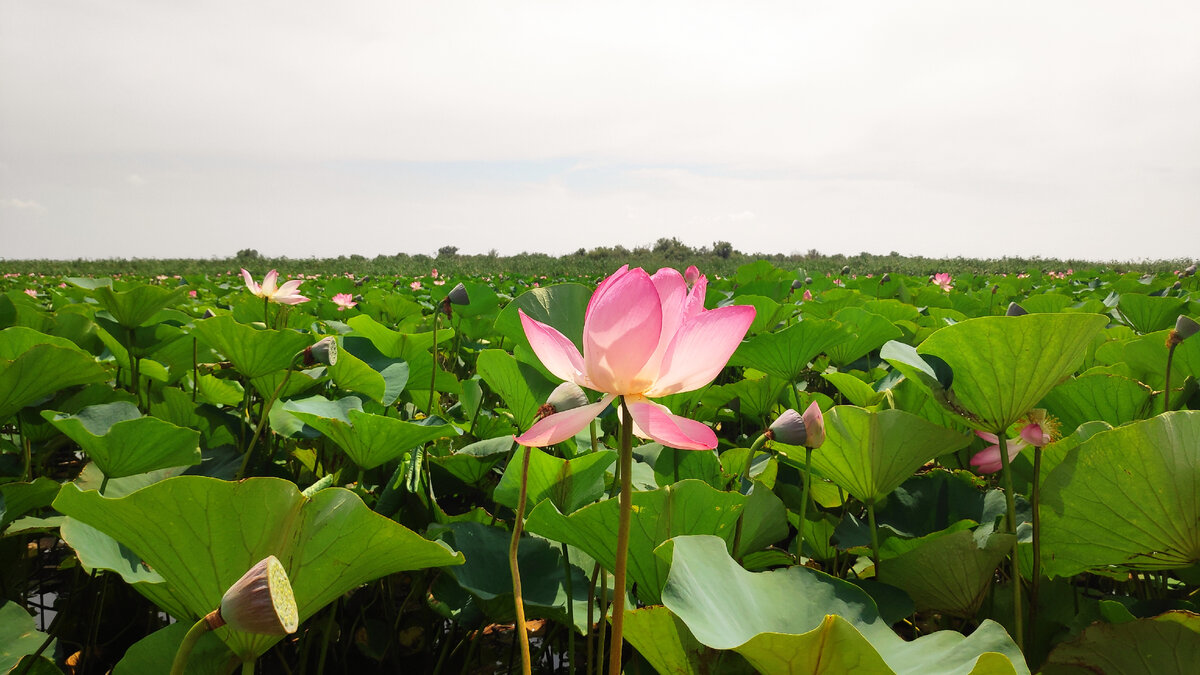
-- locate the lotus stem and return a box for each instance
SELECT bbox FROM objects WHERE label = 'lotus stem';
[192,337,199,403]
[595,568,608,675]
[1165,343,1177,414]
[739,432,770,490]
[562,542,577,675]
[99,474,110,496]
[867,499,881,575]
[997,432,1024,651]
[1029,444,1043,650]
[509,445,533,675]
[238,370,292,480]
[171,612,219,675]
[796,447,814,560]
[263,297,270,327]
[428,309,439,417]
[608,398,634,675]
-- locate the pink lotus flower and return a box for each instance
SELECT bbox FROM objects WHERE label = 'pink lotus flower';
[802,289,813,302]
[932,273,953,292]
[23,288,37,298]
[970,421,1052,474]
[410,281,422,290]
[331,293,357,311]
[188,290,197,298]
[430,268,439,279]
[240,269,309,305]
[515,266,755,450]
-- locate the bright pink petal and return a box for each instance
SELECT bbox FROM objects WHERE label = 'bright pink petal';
[515,395,614,447]
[974,430,999,444]
[241,269,261,295]
[634,268,689,382]
[626,399,716,450]
[645,305,755,396]
[682,275,708,321]
[585,265,630,325]
[583,268,663,394]
[519,310,586,384]
[1020,423,1050,446]
[969,438,1026,474]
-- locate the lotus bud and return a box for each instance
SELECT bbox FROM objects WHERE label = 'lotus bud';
[1168,315,1200,347]
[300,337,338,367]
[1006,302,1028,317]
[684,266,700,285]
[800,400,825,449]
[765,401,824,449]
[213,556,299,635]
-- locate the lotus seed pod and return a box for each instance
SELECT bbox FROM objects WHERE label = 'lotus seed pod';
[218,556,298,635]
[804,277,813,285]
[791,279,804,290]
[446,282,470,306]
[881,273,891,283]
[1185,263,1196,277]
[1176,315,1200,341]
[201,309,216,319]
[546,382,589,413]
[1006,302,1028,317]
[301,337,338,367]
[841,266,850,275]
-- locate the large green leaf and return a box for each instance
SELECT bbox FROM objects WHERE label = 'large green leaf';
[0,601,55,673]
[53,477,464,660]
[622,605,751,675]
[290,408,458,471]
[114,620,235,675]
[916,314,1108,432]
[1038,373,1152,432]
[523,480,745,604]
[793,406,970,503]
[192,315,312,379]
[1040,611,1200,675]
[660,535,1028,675]
[1041,411,1200,578]
[0,326,81,360]
[92,283,190,328]
[494,446,617,515]
[1116,293,1187,334]
[826,308,903,368]
[729,319,852,382]
[477,349,556,431]
[876,529,1015,617]
[344,314,458,410]
[0,478,60,532]
[328,336,409,405]
[43,401,201,479]
[494,283,592,352]
[0,344,110,419]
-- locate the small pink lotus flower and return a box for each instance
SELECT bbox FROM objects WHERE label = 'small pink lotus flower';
[684,266,700,285]
[970,416,1054,474]
[434,279,446,286]
[515,266,755,450]
[23,288,37,298]
[931,273,954,292]
[241,269,309,305]
[331,293,357,311]
[430,268,439,279]
[188,290,198,298]
[410,281,422,290]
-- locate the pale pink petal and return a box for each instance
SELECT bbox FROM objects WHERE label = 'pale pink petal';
[974,430,999,444]
[276,279,305,296]
[645,305,755,396]
[241,269,261,295]
[274,293,310,305]
[582,268,663,394]
[261,270,279,296]
[519,310,586,384]
[682,275,708,321]
[626,399,717,450]
[515,395,614,447]
[634,268,689,382]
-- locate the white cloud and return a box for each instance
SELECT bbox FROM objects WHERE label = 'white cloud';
[0,198,46,213]
[127,174,146,187]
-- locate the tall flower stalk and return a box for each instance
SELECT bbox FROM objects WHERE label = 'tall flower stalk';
[512,266,753,674]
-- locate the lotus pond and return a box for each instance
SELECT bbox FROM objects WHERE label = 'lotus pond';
[1,261,1198,674]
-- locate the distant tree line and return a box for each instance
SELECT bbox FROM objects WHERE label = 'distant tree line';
[2,238,1191,278]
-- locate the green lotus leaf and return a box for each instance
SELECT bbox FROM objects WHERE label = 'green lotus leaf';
[876,529,1015,617]
[622,605,748,675]
[1121,328,1200,390]
[0,601,55,674]
[729,319,852,382]
[823,372,886,408]
[477,348,556,431]
[53,476,464,661]
[1117,293,1187,334]
[791,406,970,504]
[826,307,904,368]
[429,435,513,487]
[0,344,111,420]
[114,620,235,675]
[660,535,1028,675]
[1041,411,1200,578]
[0,325,82,360]
[495,446,617,515]
[1038,373,1152,432]
[916,314,1108,432]
[192,315,313,379]
[0,477,60,532]
[43,401,201,479]
[523,480,745,605]
[1040,611,1200,675]
[494,283,592,352]
[92,283,191,328]
[343,314,458,411]
[432,521,591,633]
[290,408,458,471]
[1020,293,1073,314]
[329,336,409,405]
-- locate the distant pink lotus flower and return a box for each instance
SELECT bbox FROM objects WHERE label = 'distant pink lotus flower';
[515,266,755,450]
[23,288,37,298]
[332,293,357,311]
[802,289,813,302]
[58,282,67,288]
[189,290,198,298]
[430,268,439,279]
[410,281,422,290]
[240,269,309,305]
[970,419,1053,474]
[434,279,446,286]
[932,273,954,292]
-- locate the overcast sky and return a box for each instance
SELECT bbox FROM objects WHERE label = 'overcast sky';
[2,1,1198,262]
